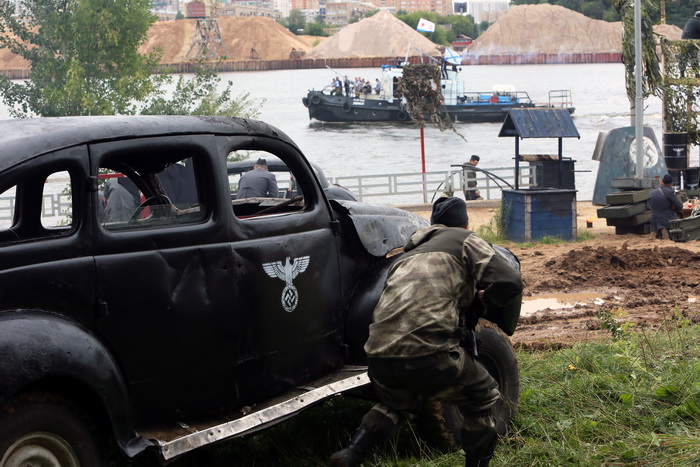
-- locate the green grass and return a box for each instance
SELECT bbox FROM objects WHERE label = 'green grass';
[120,319,700,466]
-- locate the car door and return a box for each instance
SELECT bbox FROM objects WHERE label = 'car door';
[222,135,345,405]
[0,146,95,326]
[90,135,239,422]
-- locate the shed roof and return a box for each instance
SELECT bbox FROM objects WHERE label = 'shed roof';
[498,108,580,139]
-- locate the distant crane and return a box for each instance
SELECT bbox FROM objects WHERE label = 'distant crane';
[184,1,230,60]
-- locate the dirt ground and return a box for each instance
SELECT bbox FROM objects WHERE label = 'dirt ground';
[407,201,700,350]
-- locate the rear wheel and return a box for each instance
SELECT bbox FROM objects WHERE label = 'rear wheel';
[416,320,520,452]
[0,393,103,467]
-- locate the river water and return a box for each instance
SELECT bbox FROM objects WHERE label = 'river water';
[0,63,671,201]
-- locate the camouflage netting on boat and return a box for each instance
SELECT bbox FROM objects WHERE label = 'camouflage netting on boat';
[396,63,453,131]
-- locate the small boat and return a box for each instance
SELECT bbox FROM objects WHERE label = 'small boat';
[302,63,575,123]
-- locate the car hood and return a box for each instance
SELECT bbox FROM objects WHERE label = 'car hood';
[331,200,429,257]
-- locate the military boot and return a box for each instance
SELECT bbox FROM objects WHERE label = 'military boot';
[461,410,498,467]
[329,428,374,467]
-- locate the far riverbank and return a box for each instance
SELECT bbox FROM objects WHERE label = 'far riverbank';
[0,52,623,79]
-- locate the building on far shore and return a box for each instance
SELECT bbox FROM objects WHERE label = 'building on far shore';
[464,0,509,24]
[152,1,282,22]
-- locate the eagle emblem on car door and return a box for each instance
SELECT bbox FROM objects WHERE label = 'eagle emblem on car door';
[262,256,310,312]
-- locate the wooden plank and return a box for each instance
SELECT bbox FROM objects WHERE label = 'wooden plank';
[605,211,651,227]
[596,201,648,219]
[605,189,650,205]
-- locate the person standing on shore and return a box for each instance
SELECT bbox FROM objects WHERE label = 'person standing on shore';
[465,155,482,201]
[649,174,683,239]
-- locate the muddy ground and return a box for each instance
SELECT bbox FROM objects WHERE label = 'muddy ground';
[408,201,700,349]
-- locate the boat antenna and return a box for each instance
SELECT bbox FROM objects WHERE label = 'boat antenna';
[324,64,347,78]
[413,46,440,64]
[404,37,416,64]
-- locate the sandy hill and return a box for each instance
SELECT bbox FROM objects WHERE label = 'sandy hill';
[467,4,682,56]
[467,4,622,55]
[141,16,315,62]
[306,10,441,59]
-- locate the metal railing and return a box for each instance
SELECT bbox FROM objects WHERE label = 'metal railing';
[333,165,536,205]
[0,193,72,229]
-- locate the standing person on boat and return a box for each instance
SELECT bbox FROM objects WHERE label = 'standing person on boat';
[355,78,363,98]
[236,158,279,199]
[465,155,483,201]
[649,174,683,239]
[330,77,342,96]
[374,79,381,95]
[344,76,351,97]
[329,197,523,467]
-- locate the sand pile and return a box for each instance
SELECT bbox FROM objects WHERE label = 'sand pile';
[141,16,316,62]
[654,22,683,41]
[467,4,622,55]
[306,10,441,59]
[467,4,682,56]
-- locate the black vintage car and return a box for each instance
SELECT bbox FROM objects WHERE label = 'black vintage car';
[0,116,519,465]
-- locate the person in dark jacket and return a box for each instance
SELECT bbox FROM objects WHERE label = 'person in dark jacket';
[679,12,700,76]
[236,158,279,199]
[465,155,482,200]
[330,197,524,467]
[649,174,683,239]
[682,11,700,39]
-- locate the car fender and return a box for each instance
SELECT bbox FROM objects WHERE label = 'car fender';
[330,200,428,257]
[343,255,401,365]
[0,310,151,457]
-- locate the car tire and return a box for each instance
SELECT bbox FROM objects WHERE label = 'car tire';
[0,392,103,467]
[302,97,309,107]
[310,94,322,105]
[415,320,520,452]
[397,110,408,121]
[342,101,351,112]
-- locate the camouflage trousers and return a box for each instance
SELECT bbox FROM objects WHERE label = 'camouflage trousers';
[359,347,500,457]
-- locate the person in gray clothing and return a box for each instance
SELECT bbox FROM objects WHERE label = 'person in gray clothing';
[236,158,279,199]
[649,174,683,239]
[102,177,140,223]
[330,197,523,467]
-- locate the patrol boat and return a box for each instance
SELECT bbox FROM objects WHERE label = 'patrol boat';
[302,63,575,123]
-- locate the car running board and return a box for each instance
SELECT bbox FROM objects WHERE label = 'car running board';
[139,365,370,462]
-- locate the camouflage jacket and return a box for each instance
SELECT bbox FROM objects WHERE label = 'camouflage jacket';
[364,225,523,358]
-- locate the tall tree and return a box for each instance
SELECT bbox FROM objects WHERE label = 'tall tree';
[0,0,163,117]
[280,9,306,35]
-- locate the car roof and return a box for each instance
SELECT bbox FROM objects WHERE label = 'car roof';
[0,116,296,172]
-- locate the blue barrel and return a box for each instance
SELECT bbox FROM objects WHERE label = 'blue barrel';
[663,133,688,169]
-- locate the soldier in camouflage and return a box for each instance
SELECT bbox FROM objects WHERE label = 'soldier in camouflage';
[330,197,523,467]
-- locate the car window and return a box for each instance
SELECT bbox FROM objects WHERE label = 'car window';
[0,169,74,244]
[228,151,307,219]
[99,155,205,231]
